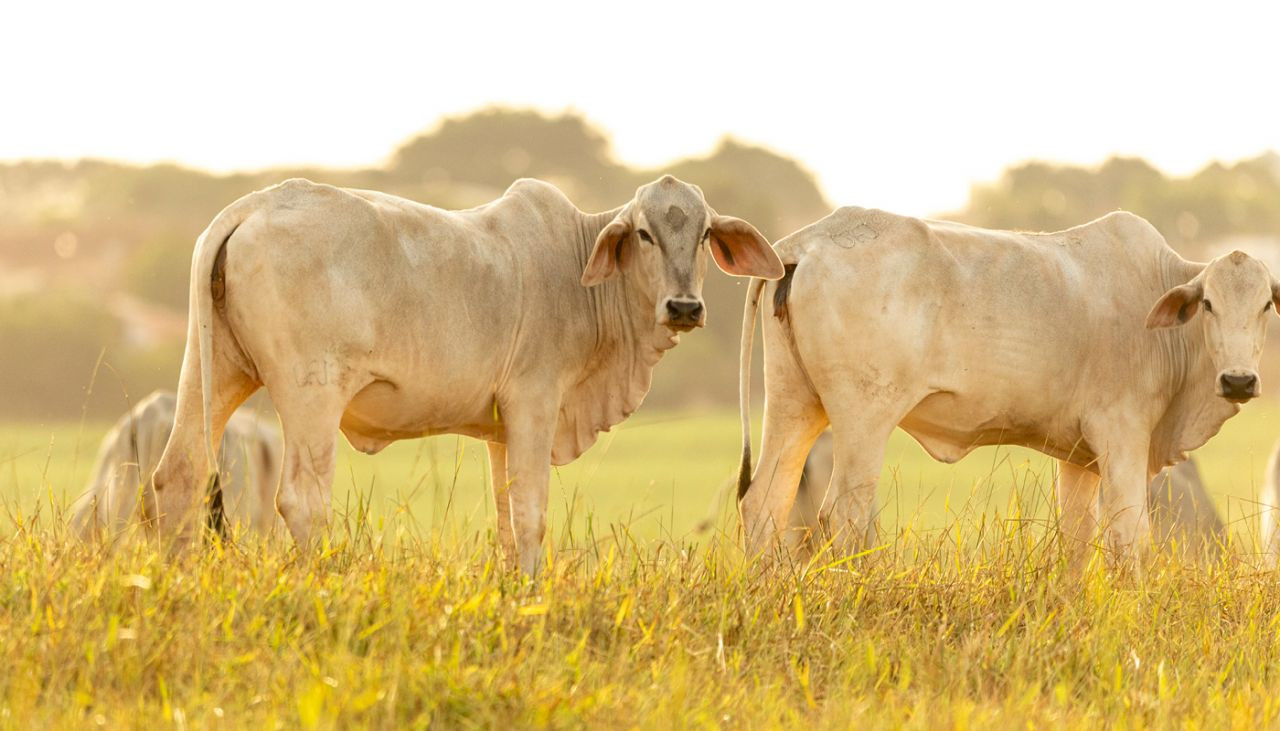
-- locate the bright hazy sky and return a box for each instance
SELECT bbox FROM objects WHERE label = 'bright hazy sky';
[3,1,1278,214]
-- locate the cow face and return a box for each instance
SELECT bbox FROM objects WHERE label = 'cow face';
[1147,251,1280,403]
[581,175,783,331]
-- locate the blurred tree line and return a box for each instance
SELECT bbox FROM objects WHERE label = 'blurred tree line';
[0,107,830,419]
[2,107,1277,421]
[957,153,1280,252]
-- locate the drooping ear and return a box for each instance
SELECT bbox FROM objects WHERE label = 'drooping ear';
[581,208,633,287]
[1145,280,1204,329]
[708,215,784,280]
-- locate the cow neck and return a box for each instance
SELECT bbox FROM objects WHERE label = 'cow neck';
[1151,251,1238,465]
[550,208,680,464]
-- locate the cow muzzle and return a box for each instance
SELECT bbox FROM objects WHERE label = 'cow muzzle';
[662,298,705,332]
[1217,370,1260,403]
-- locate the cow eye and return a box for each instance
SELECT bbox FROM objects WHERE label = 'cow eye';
[637,230,653,244]
[1202,299,1213,314]
[1266,301,1274,313]
[702,228,711,241]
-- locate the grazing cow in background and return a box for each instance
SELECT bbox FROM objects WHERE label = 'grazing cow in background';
[1144,459,1224,557]
[793,433,1223,557]
[152,176,782,574]
[71,390,281,542]
[738,206,1279,561]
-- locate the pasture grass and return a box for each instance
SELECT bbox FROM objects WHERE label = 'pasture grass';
[6,401,1280,542]
[6,502,1280,727]
[2,406,1280,726]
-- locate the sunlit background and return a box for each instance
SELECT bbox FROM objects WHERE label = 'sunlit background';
[6,1,1280,213]
[3,0,1280,539]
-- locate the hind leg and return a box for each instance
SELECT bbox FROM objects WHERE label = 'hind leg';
[739,384,827,561]
[270,387,345,547]
[789,430,833,556]
[816,397,905,557]
[792,430,884,558]
[152,323,259,543]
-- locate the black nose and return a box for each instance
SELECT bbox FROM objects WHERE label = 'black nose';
[665,299,704,326]
[1220,373,1258,399]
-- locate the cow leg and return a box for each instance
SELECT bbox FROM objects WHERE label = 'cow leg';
[818,406,901,558]
[272,389,344,548]
[789,433,832,557]
[486,441,517,561]
[1055,459,1101,561]
[497,396,557,576]
[152,330,259,543]
[252,426,284,537]
[740,390,828,562]
[1262,448,1280,568]
[1098,444,1153,562]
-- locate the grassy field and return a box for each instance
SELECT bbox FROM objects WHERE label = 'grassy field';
[7,403,1280,541]
[3,405,1280,726]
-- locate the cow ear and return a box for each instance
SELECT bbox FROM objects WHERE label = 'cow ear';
[1146,281,1204,329]
[709,215,784,280]
[581,210,633,287]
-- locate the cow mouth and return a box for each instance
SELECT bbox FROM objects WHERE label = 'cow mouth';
[662,319,706,333]
[660,317,703,333]
[1218,387,1258,403]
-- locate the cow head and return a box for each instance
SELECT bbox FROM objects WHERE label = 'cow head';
[581,175,784,331]
[1146,250,1280,403]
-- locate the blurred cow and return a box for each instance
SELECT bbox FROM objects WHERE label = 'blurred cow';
[1144,458,1224,557]
[70,390,282,542]
[793,432,1225,557]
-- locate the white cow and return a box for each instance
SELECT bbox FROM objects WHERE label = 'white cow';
[71,390,282,541]
[738,207,1277,560]
[152,176,782,573]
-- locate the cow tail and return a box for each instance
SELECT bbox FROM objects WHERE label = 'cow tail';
[191,196,254,536]
[738,278,767,501]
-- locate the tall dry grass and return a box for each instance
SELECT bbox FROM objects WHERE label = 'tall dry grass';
[4,476,1280,729]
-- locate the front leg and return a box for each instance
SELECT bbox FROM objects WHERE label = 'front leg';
[497,394,558,576]
[1097,441,1153,562]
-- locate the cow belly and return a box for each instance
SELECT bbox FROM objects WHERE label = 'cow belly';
[899,390,1086,465]
[339,379,500,454]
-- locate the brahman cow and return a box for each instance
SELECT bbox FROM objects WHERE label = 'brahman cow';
[71,390,282,541]
[738,207,1276,560]
[153,176,781,573]
[793,433,1223,557]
